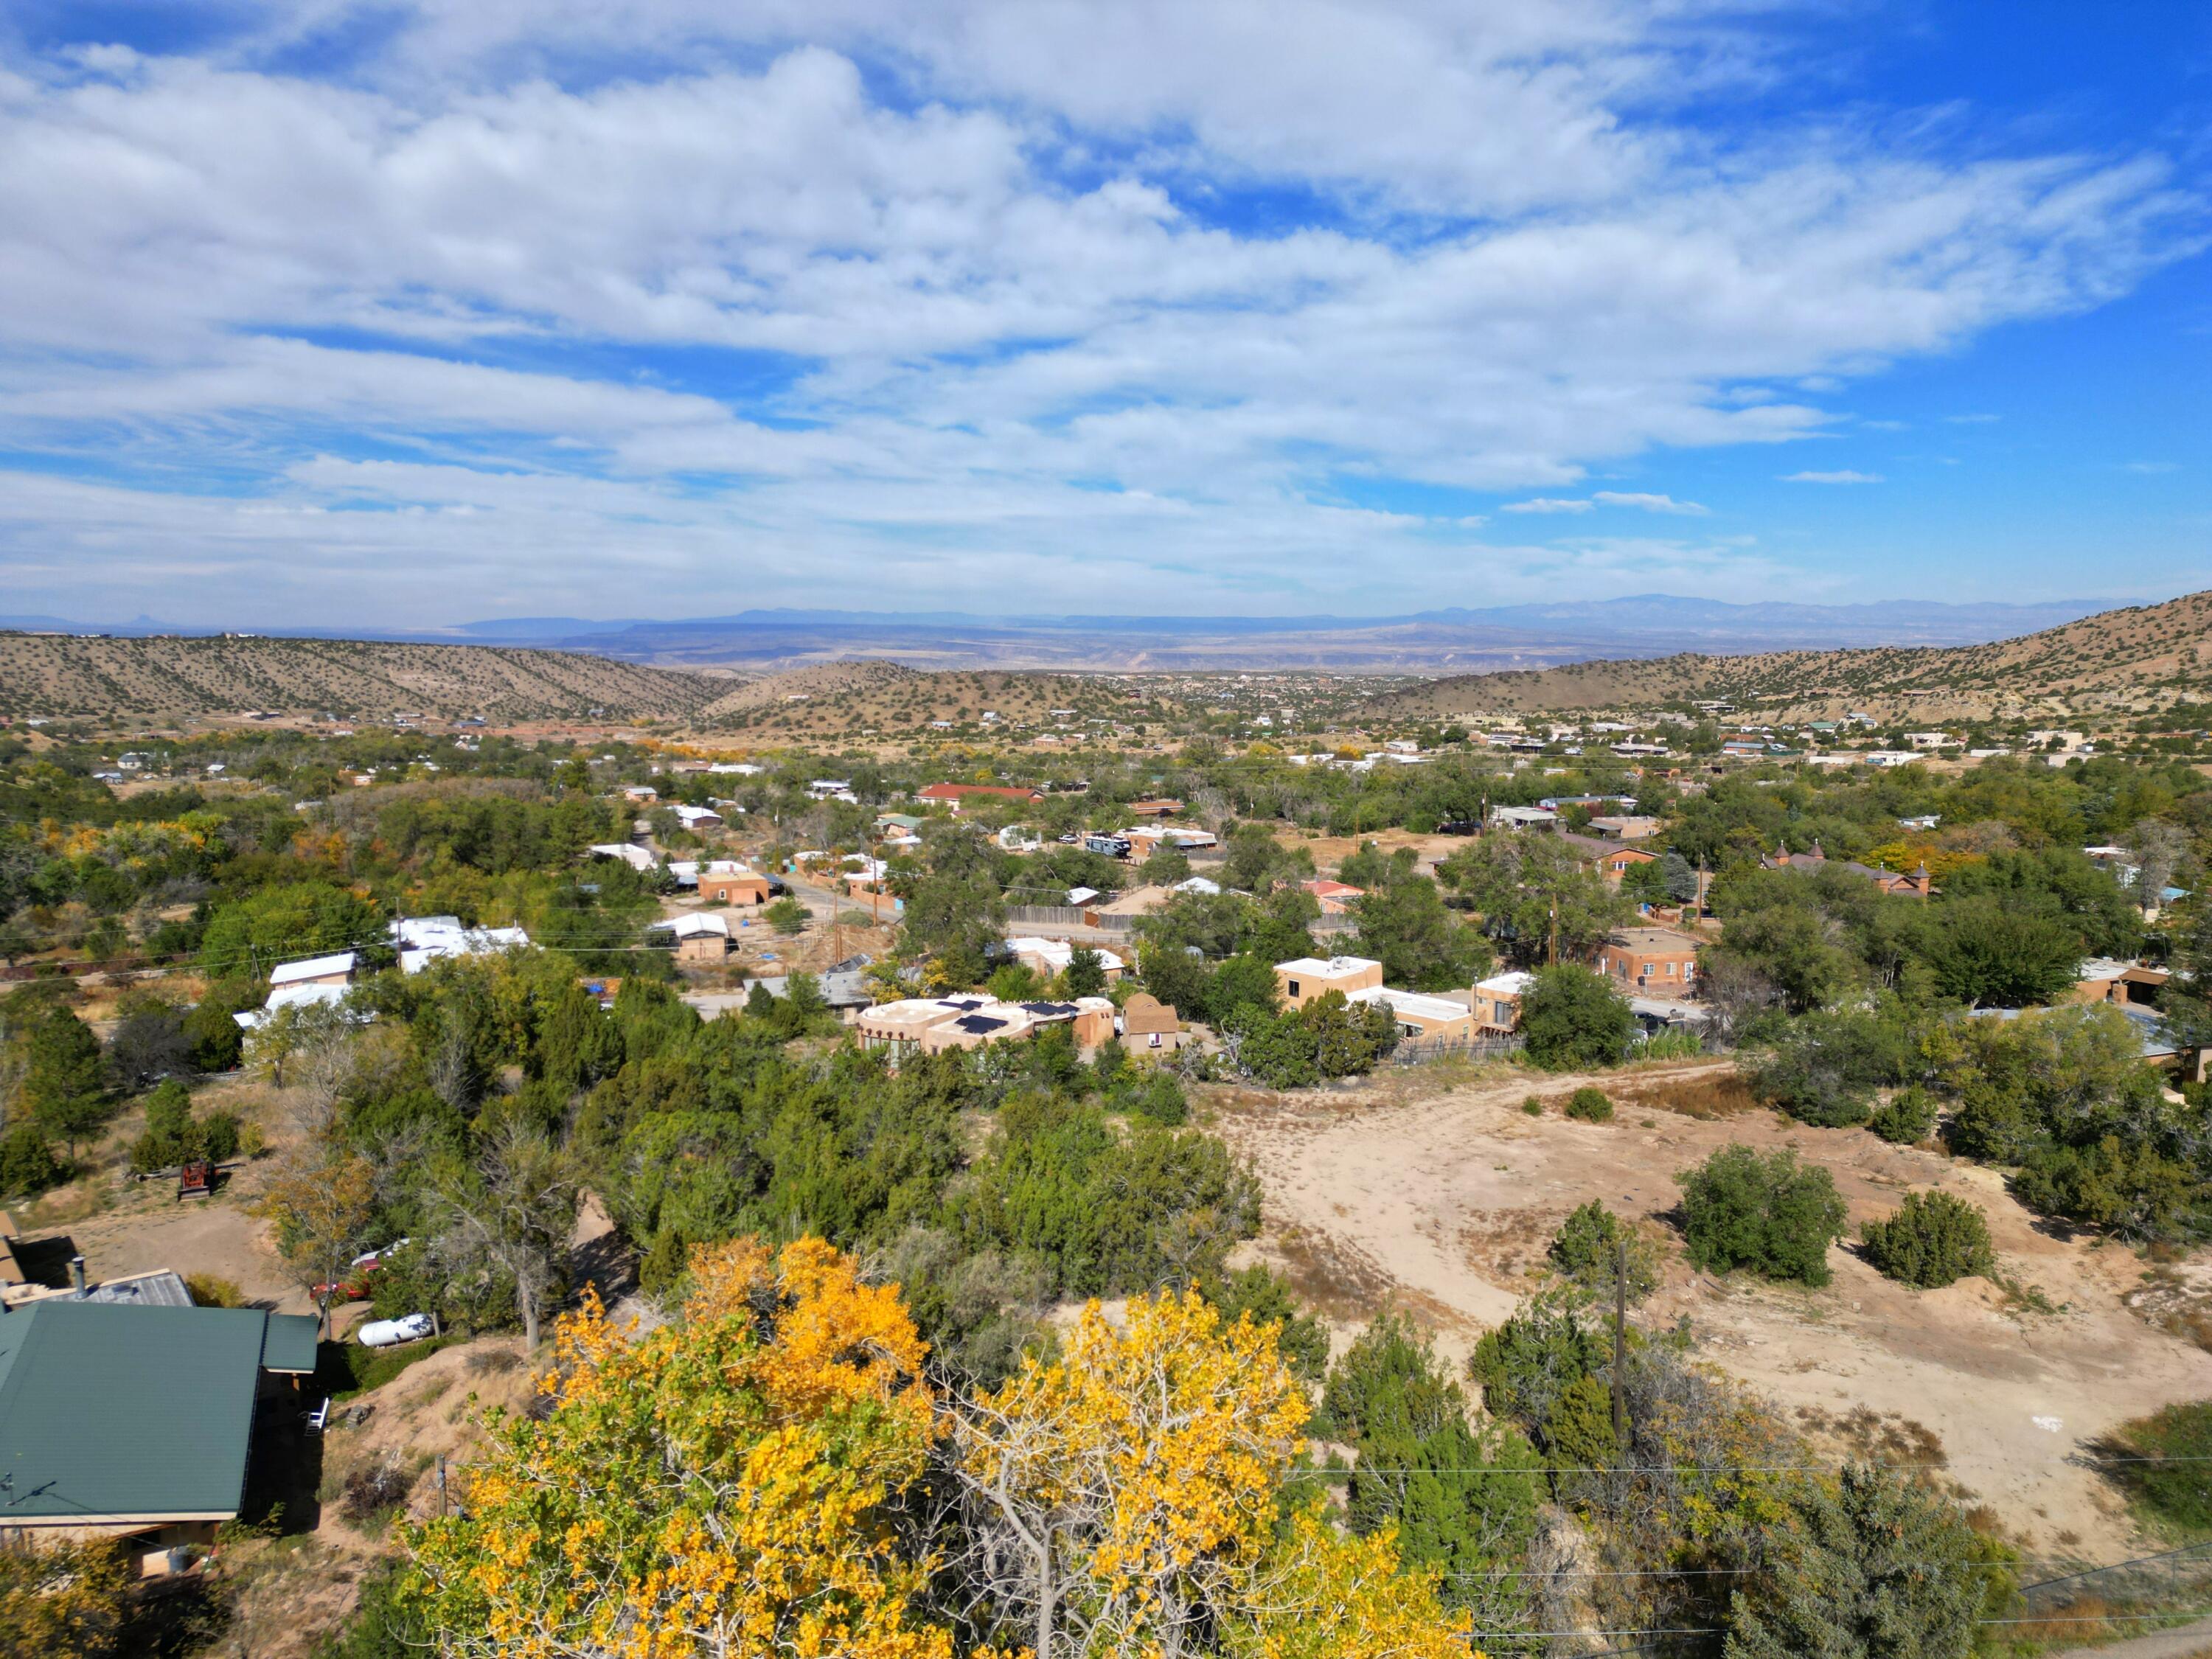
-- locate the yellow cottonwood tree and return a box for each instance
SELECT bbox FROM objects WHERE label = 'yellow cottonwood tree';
[953,1290,1475,1659]
[403,1237,950,1659]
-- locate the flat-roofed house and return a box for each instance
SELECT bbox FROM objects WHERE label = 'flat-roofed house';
[269,951,355,990]
[855,995,1115,1057]
[1597,927,1703,993]
[2073,958,2171,1008]
[697,862,773,905]
[1347,986,1472,1040]
[1274,955,1384,1009]
[1004,936,1128,982]
[1474,970,1537,1032]
[647,912,731,963]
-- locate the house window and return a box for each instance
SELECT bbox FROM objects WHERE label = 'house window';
[1665,961,1676,976]
[1287,979,1301,998]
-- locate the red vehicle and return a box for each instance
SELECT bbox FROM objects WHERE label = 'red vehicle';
[313,1239,409,1301]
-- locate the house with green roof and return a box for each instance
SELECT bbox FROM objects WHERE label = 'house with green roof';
[0,1301,319,1573]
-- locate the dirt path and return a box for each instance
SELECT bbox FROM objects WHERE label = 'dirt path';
[1207,1060,2212,1559]
[2047,1617,2212,1659]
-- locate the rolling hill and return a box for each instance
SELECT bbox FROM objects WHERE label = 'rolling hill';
[1365,590,2212,721]
[694,661,1159,736]
[0,633,720,723]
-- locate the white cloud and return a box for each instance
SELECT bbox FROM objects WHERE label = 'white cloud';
[1781,470,1885,484]
[2124,460,2178,474]
[1592,490,1708,515]
[0,1,2197,621]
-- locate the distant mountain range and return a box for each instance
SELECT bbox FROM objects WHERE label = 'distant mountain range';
[0,596,2124,674]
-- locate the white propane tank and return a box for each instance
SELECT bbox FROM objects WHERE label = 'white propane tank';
[358,1312,435,1348]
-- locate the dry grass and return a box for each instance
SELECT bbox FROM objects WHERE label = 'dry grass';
[1610,1068,1761,1120]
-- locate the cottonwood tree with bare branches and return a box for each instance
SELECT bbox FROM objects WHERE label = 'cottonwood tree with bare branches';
[425,1119,577,1349]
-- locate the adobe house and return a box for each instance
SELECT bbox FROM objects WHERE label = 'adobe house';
[2072,959,2171,1008]
[1597,928,1703,994]
[649,913,730,963]
[1119,992,1186,1052]
[0,1301,320,1576]
[697,863,772,905]
[1273,955,1384,1009]
[1474,970,1536,1033]
[1347,987,1472,1041]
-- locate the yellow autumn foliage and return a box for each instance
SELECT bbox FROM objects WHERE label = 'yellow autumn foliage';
[404,1237,948,1659]
[958,1290,1478,1659]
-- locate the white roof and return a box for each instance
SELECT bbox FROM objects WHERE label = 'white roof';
[1174,876,1222,894]
[269,951,356,986]
[390,917,529,973]
[234,980,354,1029]
[1477,970,1539,996]
[1065,886,1102,905]
[1349,986,1470,1023]
[1005,936,1127,972]
[649,913,731,939]
[587,843,656,871]
[1276,955,1381,978]
[672,804,723,824]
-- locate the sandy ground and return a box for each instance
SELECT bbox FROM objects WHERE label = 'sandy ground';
[1205,1059,2212,1561]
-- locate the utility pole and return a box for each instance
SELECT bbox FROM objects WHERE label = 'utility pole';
[1610,1235,1628,1449]
[1548,896,1559,967]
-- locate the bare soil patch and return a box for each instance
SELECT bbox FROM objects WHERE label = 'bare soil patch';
[1203,1059,2211,1559]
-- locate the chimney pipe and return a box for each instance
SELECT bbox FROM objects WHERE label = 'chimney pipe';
[69,1256,87,1295]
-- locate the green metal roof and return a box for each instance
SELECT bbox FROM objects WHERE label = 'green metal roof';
[0,1303,281,1523]
[260,1313,321,1375]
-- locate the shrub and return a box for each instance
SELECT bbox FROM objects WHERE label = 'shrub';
[0,1123,65,1198]
[1565,1086,1613,1123]
[1725,1464,1988,1659]
[1677,1144,1847,1287]
[340,1332,465,1397]
[1548,1200,1660,1304]
[1545,1372,1618,1476]
[184,1273,246,1308]
[2103,1400,2212,1534]
[1521,1096,1543,1116]
[1519,964,1636,1071]
[764,897,809,936]
[1747,1007,1917,1128]
[1860,1192,1994,1288]
[1469,1295,1610,1436]
[1196,1265,1329,1382]
[340,1461,414,1525]
[1868,1086,1937,1145]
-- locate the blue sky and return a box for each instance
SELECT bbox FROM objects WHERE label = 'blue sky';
[0,0,2205,627]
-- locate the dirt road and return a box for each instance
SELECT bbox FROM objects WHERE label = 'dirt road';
[1207,1060,2212,1559]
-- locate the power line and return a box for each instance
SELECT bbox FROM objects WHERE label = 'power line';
[1316,1453,2212,1476]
